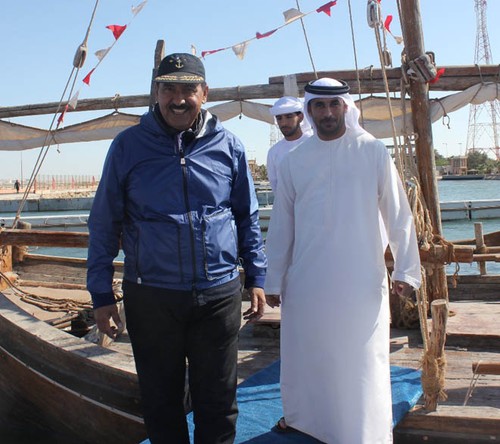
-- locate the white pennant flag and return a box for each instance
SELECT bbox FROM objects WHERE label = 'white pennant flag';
[283,8,305,24]
[132,1,147,16]
[191,44,197,55]
[95,47,111,61]
[68,90,80,110]
[232,42,249,60]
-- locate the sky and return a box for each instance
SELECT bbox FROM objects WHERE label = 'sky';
[1,0,500,182]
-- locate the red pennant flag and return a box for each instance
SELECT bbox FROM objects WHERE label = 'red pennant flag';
[316,1,337,16]
[106,24,127,40]
[384,15,393,32]
[57,104,69,125]
[82,68,96,85]
[429,68,445,84]
[201,48,225,58]
[256,29,278,39]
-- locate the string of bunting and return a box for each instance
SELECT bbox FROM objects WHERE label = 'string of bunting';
[200,1,339,60]
[199,0,403,61]
[58,0,148,125]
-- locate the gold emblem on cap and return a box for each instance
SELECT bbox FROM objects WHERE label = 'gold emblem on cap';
[174,56,183,69]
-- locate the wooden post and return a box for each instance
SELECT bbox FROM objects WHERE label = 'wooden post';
[423,299,448,411]
[399,0,448,303]
[149,40,165,112]
[474,222,487,275]
[12,220,31,263]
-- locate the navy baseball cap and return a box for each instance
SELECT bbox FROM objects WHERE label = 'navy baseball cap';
[154,53,205,84]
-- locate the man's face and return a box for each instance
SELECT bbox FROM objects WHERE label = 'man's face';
[155,82,209,131]
[275,112,303,140]
[307,97,347,141]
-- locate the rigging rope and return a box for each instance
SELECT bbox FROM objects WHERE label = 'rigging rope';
[295,0,318,79]
[347,0,365,125]
[11,0,101,229]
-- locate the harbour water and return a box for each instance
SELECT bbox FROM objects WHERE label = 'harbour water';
[2,180,499,272]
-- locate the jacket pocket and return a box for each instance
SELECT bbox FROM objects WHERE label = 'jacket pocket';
[202,208,238,280]
[124,220,185,285]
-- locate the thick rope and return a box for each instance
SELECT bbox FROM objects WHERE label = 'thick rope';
[0,269,91,312]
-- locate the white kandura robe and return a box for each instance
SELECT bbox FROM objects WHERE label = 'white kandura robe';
[267,132,311,192]
[264,132,421,444]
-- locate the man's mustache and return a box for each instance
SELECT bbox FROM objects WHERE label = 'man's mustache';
[169,104,190,111]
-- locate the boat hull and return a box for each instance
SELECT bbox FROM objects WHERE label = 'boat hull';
[0,293,147,443]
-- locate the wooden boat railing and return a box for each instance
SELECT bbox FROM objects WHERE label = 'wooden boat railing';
[0,225,499,273]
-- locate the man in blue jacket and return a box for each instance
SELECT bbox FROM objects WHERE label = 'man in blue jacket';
[87,53,267,443]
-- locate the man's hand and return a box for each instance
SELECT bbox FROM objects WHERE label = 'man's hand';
[94,304,123,339]
[391,280,414,298]
[243,287,266,323]
[266,294,281,308]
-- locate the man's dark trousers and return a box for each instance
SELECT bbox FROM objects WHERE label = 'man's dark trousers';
[123,280,242,444]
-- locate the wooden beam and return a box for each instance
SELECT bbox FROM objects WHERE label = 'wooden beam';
[0,229,88,248]
[1,64,498,118]
[269,65,500,92]
[397,405,500,437]
[0,85,285,119]
[472,361,500,375]
[149,40,165,112]
[0,229,475,264]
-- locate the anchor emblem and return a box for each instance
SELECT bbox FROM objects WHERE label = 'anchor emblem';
[174,57,184,69]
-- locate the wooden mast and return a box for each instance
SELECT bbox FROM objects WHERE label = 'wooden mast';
[149,40,165,112]
[400,0,449,303]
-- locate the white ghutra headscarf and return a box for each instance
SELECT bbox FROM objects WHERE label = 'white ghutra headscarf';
[304,77,369,137]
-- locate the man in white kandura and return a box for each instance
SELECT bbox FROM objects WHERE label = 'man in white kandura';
[266,96,312,192]
[264,77,422,444]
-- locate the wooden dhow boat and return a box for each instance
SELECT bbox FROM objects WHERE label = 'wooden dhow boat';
[0,0,499,442]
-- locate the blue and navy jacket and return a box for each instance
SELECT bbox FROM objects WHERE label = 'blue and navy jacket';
[87,109,266,308]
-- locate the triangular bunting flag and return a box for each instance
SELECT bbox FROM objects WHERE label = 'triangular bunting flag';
[384,15,393,32]
[316,1,337,16]
[68,91,80,109]
[95,47,111,61]
[83,68,96,85]
[131,0,147,16]
[57,104,69,125]
[232,42,249,60]
[201,48,226,58]
[256,29,278,39]
[429,68,445,84]
[106,24,127,40]
[283,8,305,24]
[191,44,197,55]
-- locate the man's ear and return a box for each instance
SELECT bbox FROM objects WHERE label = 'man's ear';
[202,84,209,103]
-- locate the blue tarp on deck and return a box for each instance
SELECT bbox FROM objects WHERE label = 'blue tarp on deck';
[141,360,422,443]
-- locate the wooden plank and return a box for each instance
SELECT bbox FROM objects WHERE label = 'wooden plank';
[0,229,88,247]
[1,65,498,118]
[472,361,500,376]
[269,65,500,85]
[397,405,500,436]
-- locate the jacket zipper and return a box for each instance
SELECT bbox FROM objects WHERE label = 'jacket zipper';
[178,134,198,294]
[136,225,142,284]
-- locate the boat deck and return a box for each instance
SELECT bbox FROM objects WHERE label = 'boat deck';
[2,285,499,442]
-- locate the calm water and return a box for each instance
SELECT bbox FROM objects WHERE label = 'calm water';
[5,180,500,272]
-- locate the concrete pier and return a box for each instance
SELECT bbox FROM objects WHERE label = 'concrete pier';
[0,192,95,213]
